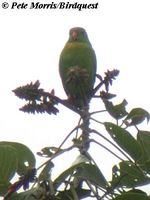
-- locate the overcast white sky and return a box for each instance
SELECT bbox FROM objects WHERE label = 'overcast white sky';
[0,0,150,196]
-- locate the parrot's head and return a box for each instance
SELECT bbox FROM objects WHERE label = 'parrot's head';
[69,27,90,43]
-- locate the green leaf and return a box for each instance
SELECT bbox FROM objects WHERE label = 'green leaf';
[54,163,82,189]
[125,108,150,126]
[74,163,108,189]
[137,131,150,160]
[0,141,36,175]
[0,144,17,182]
[57,187,91,200]
[0,181,11,196]
[54,163,107,190]
[104,122,142,161]
[114,193,148,200]
[127,189,148,195]
[103,99,128,120]
[137,131,150,172]
[38,161,54,181]
[100,91,116,100]
[113,189,149,200]
[72,154,90,165]
[111,161,150,188]
[53,154,88,189]
[12,188,39,200]
[37,146,61,157]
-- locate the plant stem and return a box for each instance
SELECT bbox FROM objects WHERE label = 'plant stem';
[91,129,133,163]
[37,125,80,171]
[80,107,90,152]
[42,91,82,115]
[91,139,124,161]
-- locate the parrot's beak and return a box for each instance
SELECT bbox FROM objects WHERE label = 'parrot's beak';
[71,31,78,40]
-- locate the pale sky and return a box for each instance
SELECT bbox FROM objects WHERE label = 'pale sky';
[0,0,150,196]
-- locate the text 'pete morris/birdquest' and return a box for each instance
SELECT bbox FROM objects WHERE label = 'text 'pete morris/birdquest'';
[2,1,99,11]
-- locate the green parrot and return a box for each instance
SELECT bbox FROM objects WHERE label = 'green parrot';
[59,27,97,110]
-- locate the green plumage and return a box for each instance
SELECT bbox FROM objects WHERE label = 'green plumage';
[59,27,97,109]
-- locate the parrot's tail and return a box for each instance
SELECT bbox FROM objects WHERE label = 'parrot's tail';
[66,66,92,110]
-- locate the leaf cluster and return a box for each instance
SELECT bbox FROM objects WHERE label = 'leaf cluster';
[0,142,35,198]
[1,69,150,200]
[13,81,59,115]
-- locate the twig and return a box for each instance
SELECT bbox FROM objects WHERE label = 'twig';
[80,107,91,152]
[92,79,105,96]
[85,180,100,200]
[99,174,128,200]
[41,91,82,115]
[37,125,80,171]
[91,129,133,163]
[90,110,107,115]
[91,139,124,161]
[75,117,82,138]
[90,117,104,125]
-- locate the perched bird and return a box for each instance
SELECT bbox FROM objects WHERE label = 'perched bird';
[59,27,97,109]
